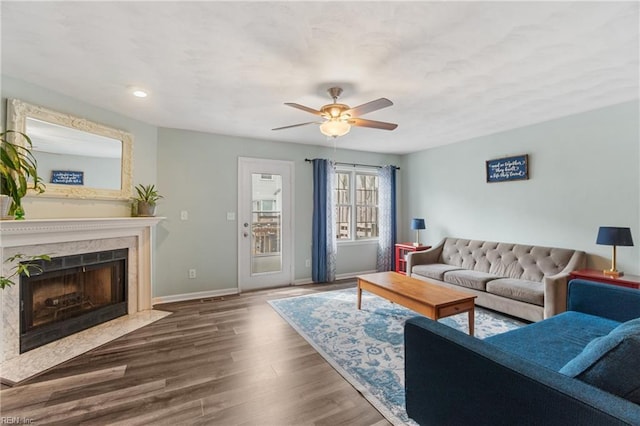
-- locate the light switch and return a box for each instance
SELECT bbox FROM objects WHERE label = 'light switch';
[227,212,236,221]
[180,210,188,220]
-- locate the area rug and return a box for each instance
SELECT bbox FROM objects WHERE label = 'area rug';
[269,288,526,425]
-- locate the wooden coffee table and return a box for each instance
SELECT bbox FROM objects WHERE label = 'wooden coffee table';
[357,271,477,335]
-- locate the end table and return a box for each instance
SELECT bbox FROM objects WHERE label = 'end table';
[395,242,431,275]
[569,269,640,290]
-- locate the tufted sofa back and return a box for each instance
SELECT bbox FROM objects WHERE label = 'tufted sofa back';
[440,238,578,282]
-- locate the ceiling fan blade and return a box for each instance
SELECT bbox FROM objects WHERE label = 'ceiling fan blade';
[272,121,319,131]
[349,118,398,131]
[284,103,323,116]
[345,98,393,117]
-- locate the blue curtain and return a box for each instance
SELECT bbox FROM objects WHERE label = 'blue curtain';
[377,165,397,271]
[312,159,336,282]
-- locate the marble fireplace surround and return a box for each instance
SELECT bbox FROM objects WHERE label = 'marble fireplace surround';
[0,217,168,382]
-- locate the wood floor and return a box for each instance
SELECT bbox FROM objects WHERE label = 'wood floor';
[1,282,391,425]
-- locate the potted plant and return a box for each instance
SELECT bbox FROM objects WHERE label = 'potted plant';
[133,183,163,217]
[1,130,46,219]
[1,253,51,289]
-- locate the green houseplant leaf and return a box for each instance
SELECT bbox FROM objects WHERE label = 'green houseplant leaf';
[134,184,163,204]
[132,183,164,217]
[1,130,46,217]
[0,253,51,289]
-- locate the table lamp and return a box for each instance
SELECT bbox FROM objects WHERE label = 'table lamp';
[596,226,634,277]
[411,218,426,247]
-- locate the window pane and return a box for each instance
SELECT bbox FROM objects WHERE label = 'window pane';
[251,173,282,274]
[356,174,378,206]
[336,172,350,204]
[356,206,379,238]
[336,206,351,240]
[355,174,378,238]
[335,173,351,239]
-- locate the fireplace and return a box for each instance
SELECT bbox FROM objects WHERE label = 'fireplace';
[20,249,128,353]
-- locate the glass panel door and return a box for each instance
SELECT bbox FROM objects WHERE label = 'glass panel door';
[238,157,293,292]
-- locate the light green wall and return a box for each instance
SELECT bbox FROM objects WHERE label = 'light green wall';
[5,75,638,295]
[155,128,401,297]
[402,101,640,275]
[1,76,158,218]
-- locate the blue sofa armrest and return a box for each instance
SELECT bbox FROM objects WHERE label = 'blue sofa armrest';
[567,279,640,322]
[404,317,640,425]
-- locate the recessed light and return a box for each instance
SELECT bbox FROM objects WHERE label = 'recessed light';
[132,89,148,98]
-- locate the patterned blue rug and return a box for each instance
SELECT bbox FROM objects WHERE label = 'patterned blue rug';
[269,287,526,425]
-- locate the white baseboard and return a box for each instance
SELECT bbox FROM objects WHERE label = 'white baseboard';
[154,271,379,303]
[336,270,377,280]
[293,270,377,286]
[152,288,238,305]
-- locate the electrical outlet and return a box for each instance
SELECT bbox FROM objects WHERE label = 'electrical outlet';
[305,259,311,268]
[180,210,189,221]
[188,269,196,279]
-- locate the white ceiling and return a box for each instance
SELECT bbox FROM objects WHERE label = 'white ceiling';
[2,2,638,155]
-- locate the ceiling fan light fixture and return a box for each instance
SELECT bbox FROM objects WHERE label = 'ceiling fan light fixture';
[274,86,397,135]
[320,119,351,138]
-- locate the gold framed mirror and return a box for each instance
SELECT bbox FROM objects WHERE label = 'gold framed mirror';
[6,98,133,200]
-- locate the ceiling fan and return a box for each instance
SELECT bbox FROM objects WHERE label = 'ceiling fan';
[272,87,398,138]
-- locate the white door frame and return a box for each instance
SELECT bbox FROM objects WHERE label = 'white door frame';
[237,157,294,292]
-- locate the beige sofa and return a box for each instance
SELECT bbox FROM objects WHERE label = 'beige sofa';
[406,238,586,322]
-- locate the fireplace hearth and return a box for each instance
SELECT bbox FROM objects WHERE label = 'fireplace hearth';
[20,249,128,353]
[0,217,163,382]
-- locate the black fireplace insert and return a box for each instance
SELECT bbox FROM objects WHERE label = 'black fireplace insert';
[20,249,128,353]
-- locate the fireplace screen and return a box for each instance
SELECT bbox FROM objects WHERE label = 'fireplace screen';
[20,249,127,353]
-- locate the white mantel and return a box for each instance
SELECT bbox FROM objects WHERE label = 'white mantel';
[1,217,162,307]
[0,217,163,247]
[0,217,166,379]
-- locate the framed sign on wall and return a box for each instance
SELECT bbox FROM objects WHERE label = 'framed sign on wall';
[51,170,84,185]
[486,154,528,183]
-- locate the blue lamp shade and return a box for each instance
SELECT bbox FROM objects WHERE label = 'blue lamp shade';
[596,227,634,247]
[411,218,426,230]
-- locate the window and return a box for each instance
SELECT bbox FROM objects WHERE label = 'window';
[253,199,276,212]
[252,198,280,254]
[335,170,379,241]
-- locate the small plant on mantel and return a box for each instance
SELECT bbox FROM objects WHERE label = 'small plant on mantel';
[0,253,51,289]
[133,183,163,217]
[0,130,46,219]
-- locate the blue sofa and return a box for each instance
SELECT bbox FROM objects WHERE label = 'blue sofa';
[404,279,640,425]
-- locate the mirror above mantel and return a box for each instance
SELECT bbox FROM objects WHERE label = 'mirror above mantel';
[6,98,133,200]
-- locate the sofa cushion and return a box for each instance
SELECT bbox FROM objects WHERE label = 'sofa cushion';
[443,269,500,291]
[440,239,495,272]
[559,317,640,404]
[440,238,578,282]
[412,263,463,281]
[486,278,544,306]
[485,311,620,371]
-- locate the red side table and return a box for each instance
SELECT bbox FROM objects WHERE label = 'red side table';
[569,269,640,290]
[395,243,431,275]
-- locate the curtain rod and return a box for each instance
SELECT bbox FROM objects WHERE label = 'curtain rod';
[304,158,400,170]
